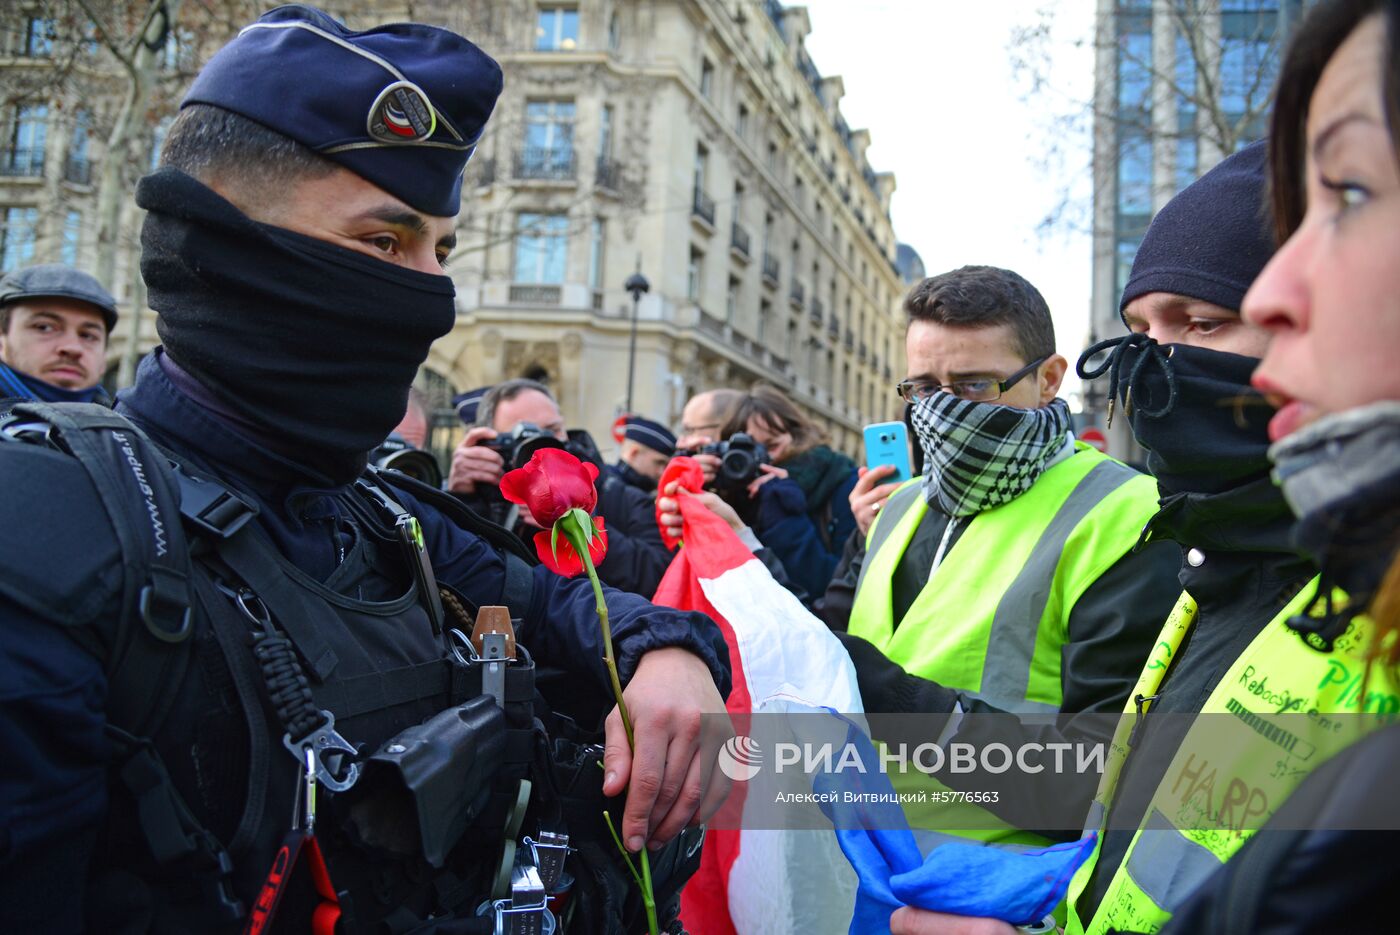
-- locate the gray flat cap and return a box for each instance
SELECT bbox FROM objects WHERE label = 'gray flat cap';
[0,263,118,330]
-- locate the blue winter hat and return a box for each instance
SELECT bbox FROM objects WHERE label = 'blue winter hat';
[624,417,677,456]
[1120,140,1273,320]
[182,4,502,217]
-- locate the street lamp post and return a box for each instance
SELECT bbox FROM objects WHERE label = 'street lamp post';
[623,269,650,415]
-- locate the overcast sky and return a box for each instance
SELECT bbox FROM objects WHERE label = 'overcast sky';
[799,1,1097,403]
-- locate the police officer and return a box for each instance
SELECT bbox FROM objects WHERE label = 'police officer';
[0,7,730,933]
[0,263,118,403]
[610,415,676,496]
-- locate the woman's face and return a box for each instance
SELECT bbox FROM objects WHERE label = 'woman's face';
[745,415,792,462]
[1244,15,1400,441]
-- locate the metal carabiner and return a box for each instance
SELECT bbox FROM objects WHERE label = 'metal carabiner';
[284,712,361,793]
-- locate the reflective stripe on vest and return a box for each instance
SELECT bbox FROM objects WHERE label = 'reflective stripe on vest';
[848,445,1158,713]
[1066,580,1400,935]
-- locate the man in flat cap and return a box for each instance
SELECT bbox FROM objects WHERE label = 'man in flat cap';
[0,6,729,933]
[0,263,118,404]
[610,415,677,497]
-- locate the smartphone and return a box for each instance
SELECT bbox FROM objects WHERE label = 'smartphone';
[863,421,912,485]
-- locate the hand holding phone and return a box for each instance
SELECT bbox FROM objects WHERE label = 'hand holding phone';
[863,421,912,485]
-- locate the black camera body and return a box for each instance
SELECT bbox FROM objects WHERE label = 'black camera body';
[484,421,567,473]
[372,433,443,487]
[680,432,771,494]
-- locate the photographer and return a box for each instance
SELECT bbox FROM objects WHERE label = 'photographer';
[722,384,859,599]
[450,378,672,595]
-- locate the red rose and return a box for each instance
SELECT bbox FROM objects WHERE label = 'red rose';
[533,516,609,578]
[500,448,599,527]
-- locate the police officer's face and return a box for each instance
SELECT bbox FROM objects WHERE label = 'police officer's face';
[622,439,670,480]
[240,167,458,276]
[0,299,107,390]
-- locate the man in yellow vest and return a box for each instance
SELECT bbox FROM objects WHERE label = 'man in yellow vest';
[887,144,1400,935]
[829,265,1179,725]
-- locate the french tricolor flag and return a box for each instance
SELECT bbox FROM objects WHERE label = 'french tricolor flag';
[653,459,863,934]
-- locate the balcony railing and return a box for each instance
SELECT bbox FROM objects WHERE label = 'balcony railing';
[762,252,779,286]
[0,151,44,177]
[595,157,624,192]
[512,147,577,181]
[808,305,822,327]
[509,283,562,305]
[788,281,804,310]
[692,187,716,226]
[62,157,90,185]
[827,315,840,338]
[730,222,751,258]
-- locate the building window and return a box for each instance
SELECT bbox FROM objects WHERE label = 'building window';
[536,6,579,51]
[23,17,55,57]
[687,248,704,302]
[61,210,82,266]
[3,105,47,177]
[1117,131,1152,217]
[514,212,569,284]
[726,276,740,323]
[608,12,621,51]
[598,104,613,161]
[693,146,708,196]
[588,217,604,291]
[736,103,749,139]
[786,319,797,358]
[767,140,778,171]
[524,99,575,172]
[700,58,714,98]
[758,298,772,342]
[1115,236,1143,300]
[0,207,39,270]
[1117,29,1152,113]
[65,110,91,184]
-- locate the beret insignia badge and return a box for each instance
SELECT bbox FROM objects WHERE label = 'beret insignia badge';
[368,80,438,144]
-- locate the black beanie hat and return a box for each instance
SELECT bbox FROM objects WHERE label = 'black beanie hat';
[1119,140,1273,321]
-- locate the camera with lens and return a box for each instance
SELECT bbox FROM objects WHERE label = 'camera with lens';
[678,432,770,494]
[372,433,443,487]
[484,421,567,472]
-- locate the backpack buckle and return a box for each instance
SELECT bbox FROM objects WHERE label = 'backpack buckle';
[172,462,257,539]
[140,566,193,643]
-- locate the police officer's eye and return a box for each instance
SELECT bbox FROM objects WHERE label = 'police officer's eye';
[369,235,399,254]
[1190,319,1228,336]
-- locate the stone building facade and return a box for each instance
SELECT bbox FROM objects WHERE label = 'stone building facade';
[1,0,908,464]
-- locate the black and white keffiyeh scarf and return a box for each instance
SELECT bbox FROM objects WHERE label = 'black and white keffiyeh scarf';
[912,393,1073,517]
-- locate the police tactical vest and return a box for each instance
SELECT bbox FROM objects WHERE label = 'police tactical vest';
[1065,583,1400,935]
[849,444,1159,713]
[0,402,699,934]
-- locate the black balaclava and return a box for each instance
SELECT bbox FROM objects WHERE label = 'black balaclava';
[136,168,457,484]
[1080,336,1289,551]
[1078,141,1290,553]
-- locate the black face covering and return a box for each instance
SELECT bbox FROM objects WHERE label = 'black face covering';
[135,168,457,483]
[1077,333,1291,551]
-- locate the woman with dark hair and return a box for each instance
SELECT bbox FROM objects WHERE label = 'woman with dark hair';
[720,382,860,599]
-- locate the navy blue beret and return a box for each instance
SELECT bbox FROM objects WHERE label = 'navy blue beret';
[624,417,677,456]
[453,385,491,426]
[1121,140,1273,319]
[183,4,502,217]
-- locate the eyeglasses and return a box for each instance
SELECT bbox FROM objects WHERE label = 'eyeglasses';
[895,355,1050,404]
[680,421,722,437]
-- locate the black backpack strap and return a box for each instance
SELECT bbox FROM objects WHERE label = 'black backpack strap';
[0,401,198,738]
[372,467,539,621]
